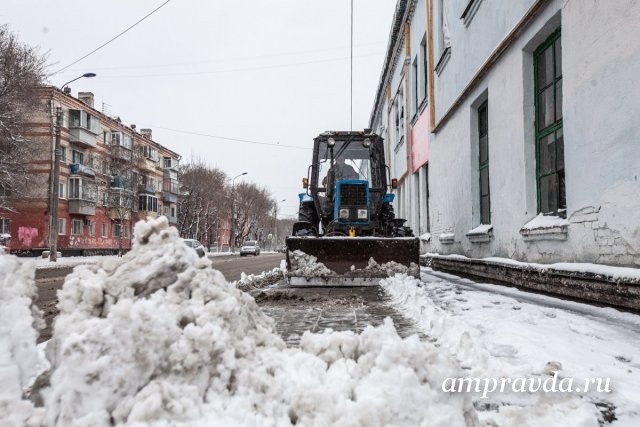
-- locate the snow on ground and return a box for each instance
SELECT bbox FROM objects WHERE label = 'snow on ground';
[0,250,44,425]
[1,218,477,426]
[427,253,640,282]
[34,255,122,270]
[381,269,640,426]
[233,261,286,291]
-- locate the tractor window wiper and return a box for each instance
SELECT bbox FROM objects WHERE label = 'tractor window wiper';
[333,136,355,161]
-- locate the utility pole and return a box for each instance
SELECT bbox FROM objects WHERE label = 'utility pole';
[48,106,62,262]
[230,172,247,253]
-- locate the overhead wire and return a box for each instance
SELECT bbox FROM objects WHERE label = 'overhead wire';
[95,52,382,79]
[51,0,173,76]
[139,125,311,150]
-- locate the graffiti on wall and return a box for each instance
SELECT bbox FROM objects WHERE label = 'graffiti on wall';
[18,227,39,246]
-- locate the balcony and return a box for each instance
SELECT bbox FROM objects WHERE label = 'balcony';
[69,127,98,148]
[69,199,96,215]
[163,158,179,171]
[163,178,180,194]
[163,192,178,203]
[138,184,156,194]
[69,163,95,177]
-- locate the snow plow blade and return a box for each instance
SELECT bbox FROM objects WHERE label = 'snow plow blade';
[285,237,420,286]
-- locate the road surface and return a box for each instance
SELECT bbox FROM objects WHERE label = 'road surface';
[35,253,285,342]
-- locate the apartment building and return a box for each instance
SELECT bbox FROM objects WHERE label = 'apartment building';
[372,0,640,267]
[0,86,181,255]
[370,0,431,237]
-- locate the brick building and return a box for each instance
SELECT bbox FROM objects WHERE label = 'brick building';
[0,86,181,256]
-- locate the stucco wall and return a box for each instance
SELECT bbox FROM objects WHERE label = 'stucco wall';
[425,0,640,266]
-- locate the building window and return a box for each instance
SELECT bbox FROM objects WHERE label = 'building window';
[69,178,80,199]
[0,218,10,234]
[58,218,66,235]
[59,180,66,199]
[72,150,84,164]
[420,35,428,103]
[69,110,101,134]
[111,132,133,150]
[102,223,108,238]
[478,100,490,224]
[412,58,419,116]
[71,219,83,235]
[138,194,159,212]
[113,223,122,238]
[68,177,97,201]
[534,29,564,216]
[59,146,67,163]
[89,221,95,237]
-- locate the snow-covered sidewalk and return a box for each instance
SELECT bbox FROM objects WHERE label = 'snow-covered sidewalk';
[381,269,640,426]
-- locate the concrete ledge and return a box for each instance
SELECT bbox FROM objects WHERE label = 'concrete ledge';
[421,254,640,312]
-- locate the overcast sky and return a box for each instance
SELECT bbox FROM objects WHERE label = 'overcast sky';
[1,0,396,218]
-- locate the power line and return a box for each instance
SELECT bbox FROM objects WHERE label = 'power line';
[62,40,387,73]
[141,125,311,150]
[97,52,382,79]
[51,0,173,76]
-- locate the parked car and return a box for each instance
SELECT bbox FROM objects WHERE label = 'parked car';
[240,240,260,256]
[182,239,205,257]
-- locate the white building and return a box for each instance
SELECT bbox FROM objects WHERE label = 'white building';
[373,0,640,267]
[370,0,431,237]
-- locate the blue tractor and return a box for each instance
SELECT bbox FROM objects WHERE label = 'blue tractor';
[286,131,419,285]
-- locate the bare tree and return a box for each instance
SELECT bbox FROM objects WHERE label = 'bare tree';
[234,183,273,247]
[105,131,138,255]
[177,161,228,248]
[0,25,47,212]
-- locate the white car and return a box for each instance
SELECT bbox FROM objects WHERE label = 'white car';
[240,240,260,256]
[182,239,205,257]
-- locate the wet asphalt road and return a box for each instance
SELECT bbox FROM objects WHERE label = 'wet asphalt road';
[35,253,285,343]
[254,285,425,347]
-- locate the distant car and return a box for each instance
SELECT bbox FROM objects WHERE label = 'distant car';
[183,239,205,257]
[240,240,260,256]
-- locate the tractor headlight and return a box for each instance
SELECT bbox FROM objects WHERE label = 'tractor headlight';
[328,137,336,147]
[339,208,349,219]
[357,209,368,219]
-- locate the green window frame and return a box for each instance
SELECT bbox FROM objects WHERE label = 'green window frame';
[478,100,490,224]
[534,29,565,216]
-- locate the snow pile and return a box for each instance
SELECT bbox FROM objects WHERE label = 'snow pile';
[362,258,420,278]
[234,261,285,291]
[287,249,335,277]
[380,274,603,425]
[0,252,44,426]
[7,217,478,426]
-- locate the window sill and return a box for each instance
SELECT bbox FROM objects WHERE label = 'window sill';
[419,233,431,242]
[394,136,405,153]
[519,214,568,241]
[435,47,451,76]
[438,232,455,244]
[466,224,493,243]
[460,0,484,27]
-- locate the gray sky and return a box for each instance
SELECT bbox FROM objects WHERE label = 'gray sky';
[1,0,395,218]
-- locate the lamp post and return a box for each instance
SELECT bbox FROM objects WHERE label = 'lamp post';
[230,172,247,253]
[273,199,285,251]
[49,72,96,261]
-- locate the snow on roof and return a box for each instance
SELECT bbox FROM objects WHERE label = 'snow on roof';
[3,217,475,425]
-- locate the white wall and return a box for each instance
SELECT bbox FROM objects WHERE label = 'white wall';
[425,0,640,266]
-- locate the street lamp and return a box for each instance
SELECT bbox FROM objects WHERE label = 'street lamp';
[230,172,247,253]
[61,72,97,92]
[48,72,96,262]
